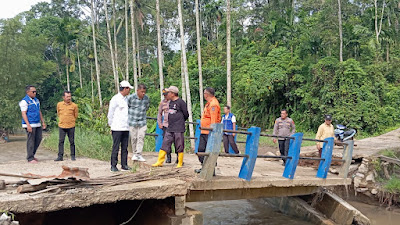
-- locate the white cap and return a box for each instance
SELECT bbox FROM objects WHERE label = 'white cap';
[120,80,134,89]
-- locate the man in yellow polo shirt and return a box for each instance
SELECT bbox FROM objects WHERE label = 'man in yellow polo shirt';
[55,91,79,161]
[315,115,334,157]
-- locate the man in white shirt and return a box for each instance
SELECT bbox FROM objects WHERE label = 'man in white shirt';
[108,81,133,172]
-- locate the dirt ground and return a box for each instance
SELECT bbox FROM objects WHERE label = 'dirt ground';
[1,128,399,183]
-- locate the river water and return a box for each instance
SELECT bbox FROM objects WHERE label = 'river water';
[187,200,313,225]
[188,199,400,225]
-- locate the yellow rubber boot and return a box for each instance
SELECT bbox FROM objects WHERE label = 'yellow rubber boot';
[152,150,167,167]
[176,153,184,168]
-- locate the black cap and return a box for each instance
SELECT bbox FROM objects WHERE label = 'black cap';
[325,115,332,121]
[162,89,168,96]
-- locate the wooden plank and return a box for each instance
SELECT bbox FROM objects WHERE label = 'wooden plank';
[378,155,400,166]
[339,140,354,178]
[199,123,223,180]
[17,183,47,194]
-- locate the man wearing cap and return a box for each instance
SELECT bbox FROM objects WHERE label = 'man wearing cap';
[157,89,173,163]
[128,84,150,162]
[19,85,46,163]
[195,87,221,173]
[152,86,188,168]
[108,81,133,172]
[315,115,335,157]
[273,109,295,164]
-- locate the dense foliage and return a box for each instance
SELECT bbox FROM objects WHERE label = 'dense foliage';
[1,0,400,136]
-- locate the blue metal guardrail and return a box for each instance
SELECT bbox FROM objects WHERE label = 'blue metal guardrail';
[148,118,352,181]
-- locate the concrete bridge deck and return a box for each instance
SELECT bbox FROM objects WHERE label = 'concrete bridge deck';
[0,152,351,214]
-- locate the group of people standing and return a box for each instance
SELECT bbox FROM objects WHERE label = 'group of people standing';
[19,83,335,170]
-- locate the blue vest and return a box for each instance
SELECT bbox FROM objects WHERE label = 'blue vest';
[21,95,41,125]
[223,113,234,135]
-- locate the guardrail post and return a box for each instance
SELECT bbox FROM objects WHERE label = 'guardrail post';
[194,119,201,153]
[199,123,224,180]
[229,125,238,154]
[155,122,164,152]
[282,133,303,179]
[316,137,334,178]
[238,126,261,181]
[339,140,354,178]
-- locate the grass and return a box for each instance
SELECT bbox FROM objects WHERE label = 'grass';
[384,177,400,194]
[43,127,160,161]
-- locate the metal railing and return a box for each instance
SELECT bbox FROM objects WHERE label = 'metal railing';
[145,116,353,181]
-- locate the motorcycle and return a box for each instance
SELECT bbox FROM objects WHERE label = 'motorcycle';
[334,124,356,142]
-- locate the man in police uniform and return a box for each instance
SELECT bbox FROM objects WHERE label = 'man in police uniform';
[273,109,295,164]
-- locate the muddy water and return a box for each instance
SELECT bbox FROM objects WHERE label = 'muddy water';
[349,201,400,225]
[187,200,313,225]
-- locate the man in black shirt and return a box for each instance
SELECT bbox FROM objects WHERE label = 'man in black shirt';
[152,86,189,168]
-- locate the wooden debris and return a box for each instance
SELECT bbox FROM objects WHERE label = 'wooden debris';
[17,183,47,194]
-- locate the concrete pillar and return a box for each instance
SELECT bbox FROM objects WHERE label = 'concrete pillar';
[175,195,186,216]
[169,207,203,225]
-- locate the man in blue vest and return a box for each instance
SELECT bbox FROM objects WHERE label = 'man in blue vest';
[222,106,239,154]
[19,85,46,163]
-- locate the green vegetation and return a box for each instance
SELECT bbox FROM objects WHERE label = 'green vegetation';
[384,177,400,194]
[1,0,400,141]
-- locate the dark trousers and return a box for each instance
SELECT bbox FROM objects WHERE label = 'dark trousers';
[58,127,75,158]
[197,134,209,164]
[278,139,290,162]
[223,134,239,154]
[26,127,42,161]
[161,132,184,154]
[111,131,129,168]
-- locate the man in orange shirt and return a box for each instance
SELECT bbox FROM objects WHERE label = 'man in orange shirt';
[55,91,79,161]
[195,87,221,173]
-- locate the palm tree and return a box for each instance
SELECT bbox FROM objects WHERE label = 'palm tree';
[195,0,204,113]
[91,0,103,107]
[338,0,343,62]
[76,40,83,88]
[156,0,164,99]
[125,0,129,80]
[226,0,232,107]
[112,0,120,86]
[130,0,138,91]
[178,0,194,149]
[103,0,118,93]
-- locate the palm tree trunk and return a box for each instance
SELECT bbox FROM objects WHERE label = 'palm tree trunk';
[181,51,186,102]
[226,0,232,107]
[91,61,94,103]
[338,0,343,62]
[91,0,103,107]
[136,28,142,78]
[195,0,204,113]
[125,0,129,80]
[77,41,83,89]
[112,0,120,86]
[178,0,194,149]
[103,0,118,93]
[156,0,164,100]
[130,0,138,92]
[66,46,70,91]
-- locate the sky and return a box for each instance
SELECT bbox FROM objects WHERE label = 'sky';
[0,0,51,19]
